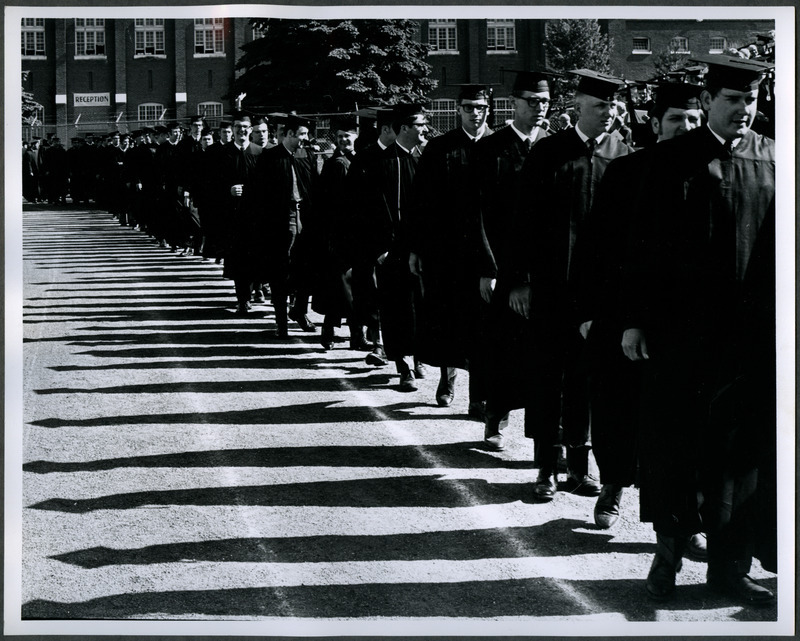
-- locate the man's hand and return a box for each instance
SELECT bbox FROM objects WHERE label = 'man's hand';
[579,320,593,339]
[230,184,244,197]
[376,251,389,266]
[479,277,496,303]
[509,285,532,319]
[622,328,649,361]
[409,252,422,276]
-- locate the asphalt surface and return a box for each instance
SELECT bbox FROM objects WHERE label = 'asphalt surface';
[15,204,783,635]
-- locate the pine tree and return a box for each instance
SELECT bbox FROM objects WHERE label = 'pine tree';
[543,19,613,110]
[233,19,437,113]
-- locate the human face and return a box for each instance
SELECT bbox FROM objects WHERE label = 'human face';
[296,126,310,143]
[336,130,358,154]
[120,137,130,151]
[512,91,550,130]
[218,127,233,144]
[190,121,204,138]
[459,99,489,136]
[168,127,181,144]
[252,123,269,148]
[575,93,617,138]
[404,115,429,147]
[233,120,251,146]
[653,107,703,142]
[200,133,214,149]
[702,87,758,141]
[111,134,120,147]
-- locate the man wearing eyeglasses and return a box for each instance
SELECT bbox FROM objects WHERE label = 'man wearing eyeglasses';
[507,69,635,502]
[472,71,553,452]
[408,84,494,412]
[217,112,267,315]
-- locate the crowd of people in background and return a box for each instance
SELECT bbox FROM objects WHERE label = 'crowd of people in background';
[22,53,778,608]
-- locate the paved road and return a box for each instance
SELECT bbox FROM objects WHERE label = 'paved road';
[15,205,781,634]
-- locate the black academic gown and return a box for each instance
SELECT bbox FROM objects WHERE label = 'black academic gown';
[622,126,776,572]
[356,142,422,362]
[219,142,264,281]
[510,128,634,447]
[410,126,492,373]
[473,125,548,425]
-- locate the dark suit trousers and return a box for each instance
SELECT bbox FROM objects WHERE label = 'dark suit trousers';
[375,255,420,363]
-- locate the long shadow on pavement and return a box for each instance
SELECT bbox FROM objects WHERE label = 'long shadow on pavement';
[20,576,778,621]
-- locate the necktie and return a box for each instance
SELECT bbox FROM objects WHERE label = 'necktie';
[586,138,596,157]
[723,140,735,157]
[525,138,533,152]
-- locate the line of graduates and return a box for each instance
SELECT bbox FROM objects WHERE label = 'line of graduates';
[31,52,777,608]
[335,58,776,608]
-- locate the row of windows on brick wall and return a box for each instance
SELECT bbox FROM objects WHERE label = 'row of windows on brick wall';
[631,36,727,54]
[21,17,225,58]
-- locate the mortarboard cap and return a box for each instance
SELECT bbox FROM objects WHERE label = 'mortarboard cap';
[230,110,252,123]
[272,113,312,131]
[653,82,703,111]
[455,84,492,101]
[511,71,555,95]
[218,120,232,128]
[689,54,774,92]
[331,115,359,133]
[166,120,181,130]
[391,102,428,120]
[188,114,205,124]
[571,69,628,101]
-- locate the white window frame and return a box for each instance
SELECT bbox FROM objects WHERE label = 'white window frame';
[428,98,457,135]
[428,19,458,54]
[194,18,225,57]
[134,18,166,58]
[197,101,223,126]
[75,18,106,58]
[709,36,727,54]
[22,18,46,58]
[138,102,165,127]
[670,36,690,54]
[492,97,514,128]
[631,37,651,54]
[486,19,516,53]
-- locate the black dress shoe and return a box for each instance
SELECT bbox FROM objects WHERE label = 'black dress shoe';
[252,291,266,304]
[707,572,775,606]
[414,362,427,379]
[288,308,316,332]
[235,302,251,316]
[435,368,457,407]
[366,345,388,366]
[274,326,289,339]
[594,485,624,529]
[399,371,418,392]
[565,472,602,497]
[320,326,335,350]
[533,469,557,502]
[684,533,708,561]
[646,554,681,600]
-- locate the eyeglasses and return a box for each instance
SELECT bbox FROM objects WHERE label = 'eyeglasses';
[514,95,551,108]
[460,104,489,113]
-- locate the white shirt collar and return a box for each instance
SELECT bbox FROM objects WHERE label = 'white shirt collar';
[575,124,606,146]
[510,122,539,143]
[396,141,413,155]
[463,125,488,141]
[707,125,740,150]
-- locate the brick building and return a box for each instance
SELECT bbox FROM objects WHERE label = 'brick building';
[21,17,775,144]
[605,19,775,81]
[21,17,255,143]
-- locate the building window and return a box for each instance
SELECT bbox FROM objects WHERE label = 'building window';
[75,18,105,57]
[428,19,457,53]
[252,24,267,40]
[670,37,690,54]
[427,99,457,135]
[195,18,224,55]
[135,18,165,56]
[198,102,223,126]
[138,103,165,126]
[492,97,514,128]
[632,37,651,54]
[709,37,726,54]
[487,19,515,52]
[21,18,46,57]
